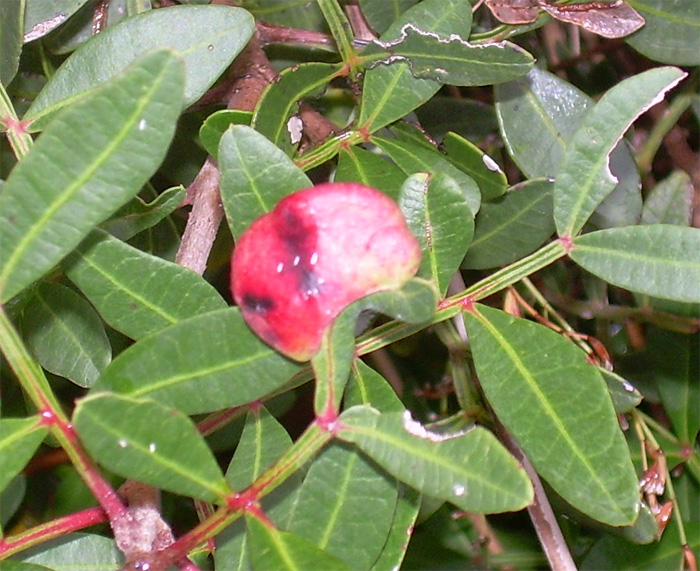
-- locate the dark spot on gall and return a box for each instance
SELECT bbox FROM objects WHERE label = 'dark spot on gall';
[242,294,275,314]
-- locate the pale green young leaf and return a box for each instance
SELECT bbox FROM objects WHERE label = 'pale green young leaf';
[334,147,406,201]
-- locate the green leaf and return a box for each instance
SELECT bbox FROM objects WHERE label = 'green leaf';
[199,109,252,158]
[570,225,700,303]
[246,515,350,571]
[313,278,438,415]
[93,308,301,415]
[23,0,88,42]
[218,406,299,571]
[24,5,254,127]
[398,173,474,295]
[374,136,481,214]
[253,62,345,157]
[416,96,499,143]
[338,405,533,514]
[626,0,700,65]
[74,393,231,502]
[12,532,123,570]
[317,0,355,64]
[64,229,226,340]
[358,0,420,34]
[0,49,184,304]
[0,0,24,86]
[0,417,48,493]
[464,304,639,526]
[288,443,399,569]
[641,170,694,226]
[581,522,700,570]
[101,185,186,241]
[218,125,312,240]
[1,475,26,529]
[345,360,405,413]
[334,146,406,201]
[462,179,555,270]
[236,0,326,31]
[553,67,686,237]
[20,282,111,388]
[226,406,294,490]
[443,132,507,200]
[367,24,533,86]
[599,369,643,414]
[369,486,420,571]
[358,0,473,132]
[647,329,699,444]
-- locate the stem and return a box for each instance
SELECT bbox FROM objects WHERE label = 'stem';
[0,507,107,559]
[0,306,131,542]
[357,239,569,355]
[499,429,577,571]
[0,82,32,159]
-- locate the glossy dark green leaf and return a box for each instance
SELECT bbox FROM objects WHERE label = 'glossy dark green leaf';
[367,24,533,86]
[12,532,123,570]
[359,0,420,34]
[338,405,533,513]
[0,49,184,304]
[101,185,186,241]
[571,225,700,303]
[462,179,554,270]
[641,170,694,226]
[398,173,474,295]
[553,67,685,237]
[74,393,231,502]
[625,0,700,65]
[334,146,406,201]
[23,0,88,42]
[64,229,226,340]
[253,62,345,156]
[444,132,506,200]
[1,475,26,529]
[246,515,350,571]
[199,109,253,158]
[0,417,48,493]
[465,304,639,525]
[25,5,254,128]
[218,125,312,240]
[358,0,473,132]
[94,308,301,415]
[289,443,399,569]
[0,0,24,86]
[647,329,700,444]
[20,282,111,388]
[374,136,481,214]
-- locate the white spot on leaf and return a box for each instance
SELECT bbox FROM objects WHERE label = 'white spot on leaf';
[482,154,502,173]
